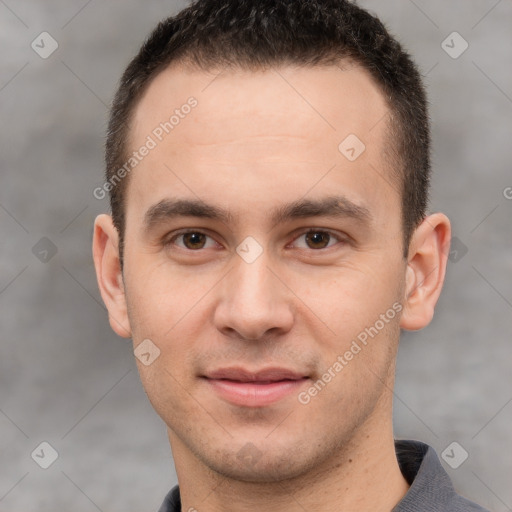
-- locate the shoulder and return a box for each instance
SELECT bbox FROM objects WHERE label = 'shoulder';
[157,484,181,512]
[393,439,490,512]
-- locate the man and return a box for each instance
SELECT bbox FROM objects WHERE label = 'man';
[92,1,489,510]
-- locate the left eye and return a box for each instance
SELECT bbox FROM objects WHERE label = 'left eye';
[292,230,343,250]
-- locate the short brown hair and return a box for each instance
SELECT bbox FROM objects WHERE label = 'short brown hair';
[105,0,430,267]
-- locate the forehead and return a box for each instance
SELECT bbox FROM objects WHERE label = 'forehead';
[125,61,398,231]
[131,60,389,144]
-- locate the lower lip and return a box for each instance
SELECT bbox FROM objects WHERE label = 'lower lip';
[204,378,309,407]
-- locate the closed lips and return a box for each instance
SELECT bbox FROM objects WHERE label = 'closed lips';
[203,367,308,382]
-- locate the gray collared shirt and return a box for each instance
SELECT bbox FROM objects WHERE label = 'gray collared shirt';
[158,439,490,511]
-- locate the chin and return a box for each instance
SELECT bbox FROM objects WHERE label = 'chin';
[208,455,310,483]
[195,437,331,484]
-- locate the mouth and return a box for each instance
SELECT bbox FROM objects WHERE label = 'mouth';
[201,367,310,407]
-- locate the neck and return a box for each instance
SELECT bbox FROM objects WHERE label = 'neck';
[169,403,410,512]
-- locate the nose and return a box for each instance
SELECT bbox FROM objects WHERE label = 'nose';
[213,248,294,342]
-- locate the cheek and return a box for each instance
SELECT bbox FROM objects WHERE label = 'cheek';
[135,358,199,433]
[123,254,216,338]
[295,262,402,343]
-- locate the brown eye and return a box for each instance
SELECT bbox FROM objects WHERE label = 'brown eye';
[304,231,331,249]
[291,229,346,251]
[182,232,207,249]
[166,231,217,251]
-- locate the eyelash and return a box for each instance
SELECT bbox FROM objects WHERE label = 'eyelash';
[164,229,347,252]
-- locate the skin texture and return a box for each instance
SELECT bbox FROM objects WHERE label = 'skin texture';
[93,62,451,512]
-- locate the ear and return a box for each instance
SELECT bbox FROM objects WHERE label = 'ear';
[92,214,132,338]
[399,213,451,331]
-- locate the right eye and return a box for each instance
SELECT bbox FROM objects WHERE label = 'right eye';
[164,230,219,251]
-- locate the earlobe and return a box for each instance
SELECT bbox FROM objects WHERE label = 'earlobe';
[399,213,451,331]
[92,214,132,338]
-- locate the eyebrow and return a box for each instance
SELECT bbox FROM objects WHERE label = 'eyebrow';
[143,195,372,231]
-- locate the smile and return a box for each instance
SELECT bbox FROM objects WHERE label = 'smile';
[202,367,310,407]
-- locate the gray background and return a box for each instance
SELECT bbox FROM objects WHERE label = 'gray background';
[0,0,511,510]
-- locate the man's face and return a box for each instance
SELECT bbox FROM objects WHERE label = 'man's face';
[122,62,407,481]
